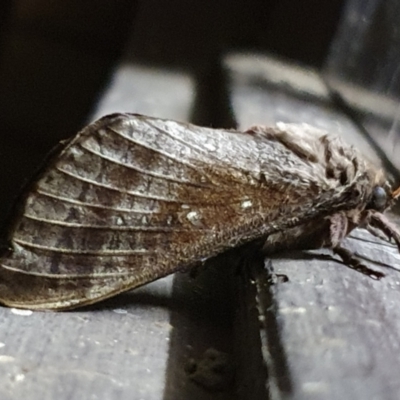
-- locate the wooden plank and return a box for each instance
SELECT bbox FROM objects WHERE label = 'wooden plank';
[265,222,400,400]
[0,284,174,400]
[226,52,400,400]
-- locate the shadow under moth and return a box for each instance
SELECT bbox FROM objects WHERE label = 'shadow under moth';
[0,113,399,310]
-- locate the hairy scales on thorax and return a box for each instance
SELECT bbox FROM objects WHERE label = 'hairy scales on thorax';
[0,114,399,310]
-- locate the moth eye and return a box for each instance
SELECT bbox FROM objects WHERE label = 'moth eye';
[370,186,387,211]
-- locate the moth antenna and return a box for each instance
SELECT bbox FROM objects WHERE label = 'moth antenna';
[392,186,400,199]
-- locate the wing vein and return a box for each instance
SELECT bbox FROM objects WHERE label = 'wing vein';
[79,142,211,188]
[13,239,153,256]
[0,262,134,278]
[109,123,201,172]
[22,213,193,232]
[146,120,214,157]
[55,167,185,203]
[35,190,162,214]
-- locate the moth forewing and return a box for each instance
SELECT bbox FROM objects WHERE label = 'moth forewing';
[0,114,398,310]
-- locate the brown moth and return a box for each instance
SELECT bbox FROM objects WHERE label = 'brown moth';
[0,113,399,310]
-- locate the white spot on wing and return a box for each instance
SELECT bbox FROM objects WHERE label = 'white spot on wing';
[186,211,198,221]
[241,200,253,209]
[186,211,203,226]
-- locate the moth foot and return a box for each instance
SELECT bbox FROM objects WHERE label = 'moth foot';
[365,224,392,242]
[369,212,400,253]
[334,246,385,280]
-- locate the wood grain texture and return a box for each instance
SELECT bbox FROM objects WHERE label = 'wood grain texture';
[0,280,174,400]
[263,225,400,400]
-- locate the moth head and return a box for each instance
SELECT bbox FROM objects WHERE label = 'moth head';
[366,183,400,212]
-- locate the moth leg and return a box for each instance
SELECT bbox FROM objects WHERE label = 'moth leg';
[333,246,385,280]
[329,212,349,247]
[364,224,392,242]
[328,213,385,279]
[369,212,400,252]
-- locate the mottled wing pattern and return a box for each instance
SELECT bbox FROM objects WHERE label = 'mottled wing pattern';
[0,114,357,309]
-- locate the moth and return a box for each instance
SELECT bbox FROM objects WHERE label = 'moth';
[0,113,399,310]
